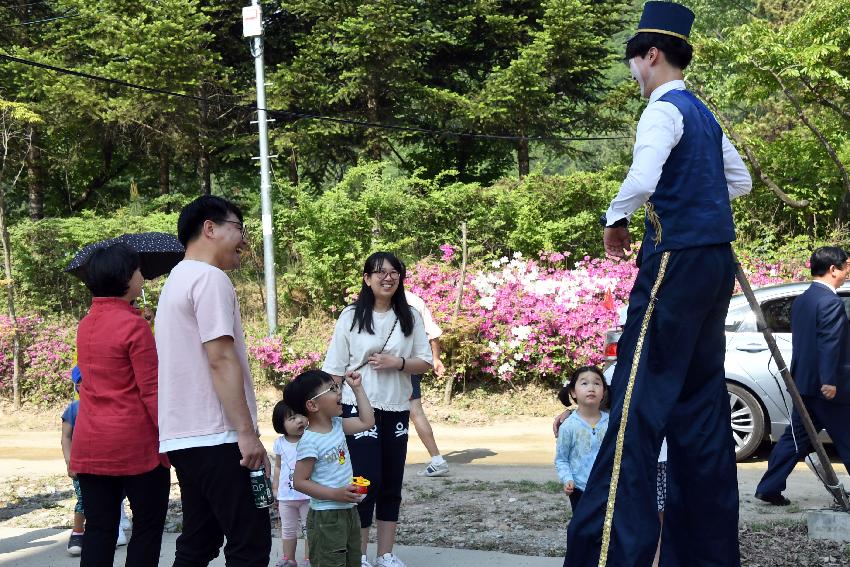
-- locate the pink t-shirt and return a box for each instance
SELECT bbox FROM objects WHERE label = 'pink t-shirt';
[155,260,257,449]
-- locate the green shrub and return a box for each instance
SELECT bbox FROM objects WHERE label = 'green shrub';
[11,209,179,316]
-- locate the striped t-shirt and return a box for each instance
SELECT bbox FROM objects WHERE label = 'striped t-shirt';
[296,417,354,510]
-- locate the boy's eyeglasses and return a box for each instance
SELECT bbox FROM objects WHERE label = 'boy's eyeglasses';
[309,382,341,402]
[218,219,247,239]
[372,270,400,280]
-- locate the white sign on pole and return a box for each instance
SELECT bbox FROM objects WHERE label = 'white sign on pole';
[242,6,262,38]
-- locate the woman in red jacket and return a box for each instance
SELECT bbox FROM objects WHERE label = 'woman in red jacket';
[70,243,170,567]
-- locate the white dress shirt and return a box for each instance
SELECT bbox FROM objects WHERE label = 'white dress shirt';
[605,80,753,225]
[813,280,838,294]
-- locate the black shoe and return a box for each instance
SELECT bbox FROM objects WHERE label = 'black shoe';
[755,492,791,506]
[67,533,83,556]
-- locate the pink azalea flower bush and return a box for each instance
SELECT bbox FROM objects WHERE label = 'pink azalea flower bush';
[735,252,808,291]
[249,336,322,387]
[247,248,807,388]
[0,315,75,405]
[407,251,638,383]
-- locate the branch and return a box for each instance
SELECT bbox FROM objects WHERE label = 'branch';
[798,76,850,125]
[761,65,850,211]
[691,83,809,209]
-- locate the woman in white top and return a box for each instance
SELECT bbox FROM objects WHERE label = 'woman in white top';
[323,252,432,567]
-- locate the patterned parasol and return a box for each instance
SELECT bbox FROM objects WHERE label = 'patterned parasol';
[65,232,184,281]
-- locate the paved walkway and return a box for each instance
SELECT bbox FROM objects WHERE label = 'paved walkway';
[0,527,562,567]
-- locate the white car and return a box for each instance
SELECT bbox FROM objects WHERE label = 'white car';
[603,281,844,461]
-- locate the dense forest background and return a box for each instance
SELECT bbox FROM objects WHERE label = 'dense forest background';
[0,0,848,403]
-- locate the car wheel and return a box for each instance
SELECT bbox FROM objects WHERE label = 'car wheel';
[727,382,765,462]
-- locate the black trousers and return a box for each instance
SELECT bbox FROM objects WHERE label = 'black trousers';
[77,465,170,567]
[168,443,271,567]
[565,245,740,567]
[342,406,409,527]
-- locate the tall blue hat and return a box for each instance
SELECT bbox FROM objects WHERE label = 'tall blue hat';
[635,1,695,42]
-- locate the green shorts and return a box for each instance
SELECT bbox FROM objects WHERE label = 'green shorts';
[306,507,361,567]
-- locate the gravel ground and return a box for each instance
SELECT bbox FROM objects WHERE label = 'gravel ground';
[3,474,849,565]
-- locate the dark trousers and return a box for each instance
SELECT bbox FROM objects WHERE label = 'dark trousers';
[342,405,409,527]
[77,465,170,567]
[756,395,850,496]
[168,443,271,567]
[568,488,584,511]
[565,245,740,567]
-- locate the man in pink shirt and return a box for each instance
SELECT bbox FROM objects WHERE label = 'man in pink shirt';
[156,196,271,567]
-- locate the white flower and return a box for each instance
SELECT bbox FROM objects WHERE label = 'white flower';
[508,338,521,349]
[491,260,502,268]
[513,251,523,259]
[513,352,523,361]
[511,325,532,341]
[479,296,496,310]
[497,362,515,376]
[500,256,509,264]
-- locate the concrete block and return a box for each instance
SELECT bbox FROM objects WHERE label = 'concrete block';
[807,509,850,542]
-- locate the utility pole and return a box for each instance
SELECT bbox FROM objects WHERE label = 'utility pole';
[243,1,277,335]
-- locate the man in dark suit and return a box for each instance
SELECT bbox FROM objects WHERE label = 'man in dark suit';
[756,246,850,505]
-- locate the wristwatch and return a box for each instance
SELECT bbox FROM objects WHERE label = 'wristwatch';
[599,213,628,229]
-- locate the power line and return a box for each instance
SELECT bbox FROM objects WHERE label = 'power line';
[0,52,630,144]
[8,10,79,26]
[2,0,55,8]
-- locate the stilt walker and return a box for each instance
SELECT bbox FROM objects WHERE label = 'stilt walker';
[564,3,753,566]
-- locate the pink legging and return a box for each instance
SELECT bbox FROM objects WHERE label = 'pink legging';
[279,499,309,539]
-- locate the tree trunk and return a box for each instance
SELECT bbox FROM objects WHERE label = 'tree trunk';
[158,144,170,195]
[0,188,23,409]
[26,125,44,220]
[365,82,382,161]
[517,136,529,179]
[197,85,211,195]
[71,134,124,211]
[444,222,468,404]
[288,146,299,186]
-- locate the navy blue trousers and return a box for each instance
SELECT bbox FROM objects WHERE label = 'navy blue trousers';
[565,245,740,567]
[756,395,850,496]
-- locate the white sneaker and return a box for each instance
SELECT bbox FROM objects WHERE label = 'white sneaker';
[417,460,449,477]
[116,529,128,547]
[375,553,406,567]
[361,555,374,567]
[119,501,132,530]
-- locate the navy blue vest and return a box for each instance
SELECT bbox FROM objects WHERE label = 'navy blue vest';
[641,89,736,261]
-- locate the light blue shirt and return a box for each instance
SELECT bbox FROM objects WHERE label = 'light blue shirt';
[555,411,609,491]
[296,417,355,510]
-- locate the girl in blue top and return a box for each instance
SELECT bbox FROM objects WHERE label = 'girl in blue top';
[555,366,609,510]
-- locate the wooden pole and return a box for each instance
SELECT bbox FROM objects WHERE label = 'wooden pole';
[734,251,849,510]
[443,222,467,404]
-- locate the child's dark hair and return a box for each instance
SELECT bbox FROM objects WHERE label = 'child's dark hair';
[558,365,608,408]
[283,370,335,416]
[271,400,296,434]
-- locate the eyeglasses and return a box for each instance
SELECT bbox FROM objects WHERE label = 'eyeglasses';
[371,270,400,280]
[218,219,247,239]
[309,382,341,402]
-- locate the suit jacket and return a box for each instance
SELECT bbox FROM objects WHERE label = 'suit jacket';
[790,282,850,404]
